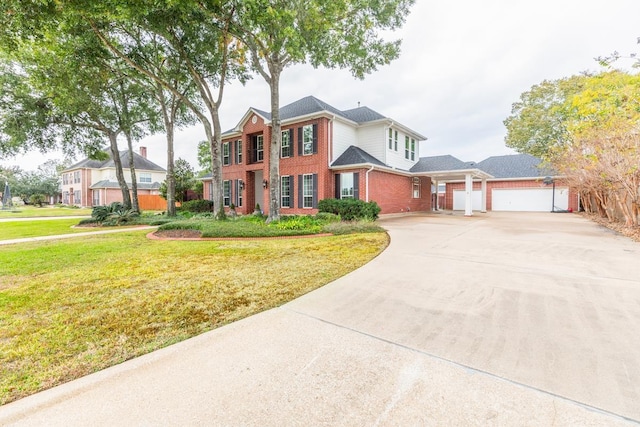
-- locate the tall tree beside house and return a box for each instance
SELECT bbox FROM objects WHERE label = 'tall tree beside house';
[505,70,640,226]
[202,0,415,221]
[74,0,248,219]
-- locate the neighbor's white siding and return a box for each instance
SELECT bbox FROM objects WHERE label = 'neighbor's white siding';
[332,120,358,162]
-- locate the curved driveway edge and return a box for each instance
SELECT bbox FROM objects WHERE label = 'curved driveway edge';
[1,212,639,426]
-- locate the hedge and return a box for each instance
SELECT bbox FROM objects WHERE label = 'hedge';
[317,198,381,221]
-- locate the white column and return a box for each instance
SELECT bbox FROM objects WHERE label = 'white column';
[465,173,473,216]
[481,178,487,213]
[434,179,439,211]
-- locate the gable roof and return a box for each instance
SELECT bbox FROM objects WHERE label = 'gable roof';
[331,145,388,168]
[90,180,162,190]
[410,155,469,173]
[224,95,426,140]
[65,150,166,172]
[475,154,554,179]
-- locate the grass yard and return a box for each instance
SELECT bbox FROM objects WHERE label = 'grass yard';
[0,228,389,405]
[0,219,96,240]
[0,207,92,218]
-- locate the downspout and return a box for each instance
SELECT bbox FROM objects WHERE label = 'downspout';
[365,165,375,202]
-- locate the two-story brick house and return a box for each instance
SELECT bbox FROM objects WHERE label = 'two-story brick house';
[61,147,166,208]
[202,96,432,215]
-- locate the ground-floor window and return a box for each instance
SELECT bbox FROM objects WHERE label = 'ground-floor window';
[63,191,69,204]
[92,191,100,206]
[74,190,81,205]
[413,178,421,198]
[223,180,231,206]
[234,179,243,207]
[281,175,292,208]
[335,172,359,200]
[298,173,317,209]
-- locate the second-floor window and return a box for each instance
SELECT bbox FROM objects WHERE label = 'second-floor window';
[251,135,264,163]
[235,139,242,164]
[394,130,398,152]
[281,129,292,158]
[74,171,80,183]
[223,142,230,166]
[388,129,393,150]
[139,173,152,183]
[405,136,416,161]
[302,125,314,155]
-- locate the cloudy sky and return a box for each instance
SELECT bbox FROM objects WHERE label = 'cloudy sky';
[3,0,640,171]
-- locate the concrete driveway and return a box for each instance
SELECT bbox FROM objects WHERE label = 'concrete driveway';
[1,212,639,426]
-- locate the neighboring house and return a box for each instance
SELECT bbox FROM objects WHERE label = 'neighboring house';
[61,147,166,208]
[202,96,433,215]
[440,153,580,212]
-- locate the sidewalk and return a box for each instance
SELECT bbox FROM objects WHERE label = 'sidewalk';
[0,226,158,246]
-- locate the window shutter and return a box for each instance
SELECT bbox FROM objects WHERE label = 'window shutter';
[229,179,234,206]
[290,175,295,208]
[229,141,234,164]
[353,172,360,200]
[234,180,238,206]
[251,136,257,163]
[297,175,303,208]
[289,129,294,157]
[297,127,303,156]
[312,174,318,208]
[312,124,318,154]
[335,174,341,199]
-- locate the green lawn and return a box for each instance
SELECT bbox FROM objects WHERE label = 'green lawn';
[0,219,95,240]
[0,207,92,218]
[0,229,389,404]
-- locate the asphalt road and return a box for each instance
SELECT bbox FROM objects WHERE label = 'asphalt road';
[1,212,639,426]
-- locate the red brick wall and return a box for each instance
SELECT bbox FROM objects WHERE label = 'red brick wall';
[368,171,431,214]
[445,179,579,211]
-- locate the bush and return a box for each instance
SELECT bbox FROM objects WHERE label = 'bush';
[91,202,139,225]
[180,199,214,213]
[28,194,46,207]
[268,215,322,232]
[315,212,341,223]
[318,198,381,221]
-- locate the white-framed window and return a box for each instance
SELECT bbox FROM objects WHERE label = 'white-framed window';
[388,128,393,150]
[63,174,68,185]
[222,142,230,166]
[255,135,264,162]
[302,125,314,155]
[303,174,313,208]
[92,191,100,206]
[281,130,291,158]
[340,173,354,199]
[208,182,213,201]
[139,172,152,183]
[63,191,69,204]
[394,130,398,151]
[281,175,291,208]
[413,178,421,198]
[234,179,243,207]
[74,171,80,183]
[405,137,416,161]
[235,139,242,164]
[73,190,81,205]
[223,180,231,206]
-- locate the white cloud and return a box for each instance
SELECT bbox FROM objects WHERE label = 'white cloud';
[2,0,639,171]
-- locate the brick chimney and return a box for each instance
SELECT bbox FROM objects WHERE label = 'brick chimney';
[139,146,147,158]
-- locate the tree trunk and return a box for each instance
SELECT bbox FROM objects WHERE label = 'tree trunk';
[108,131,131,209]
[267,68,281,223]
[158,87,177,216]
[206,118,223,217]
[125,131,140,213]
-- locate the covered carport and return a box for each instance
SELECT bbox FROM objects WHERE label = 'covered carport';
[411,155,493,216]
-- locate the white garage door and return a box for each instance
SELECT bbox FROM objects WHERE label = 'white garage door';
[453,190,483,211]
[492,188,569,212]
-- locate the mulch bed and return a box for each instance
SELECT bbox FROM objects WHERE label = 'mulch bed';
[583,213,640,242]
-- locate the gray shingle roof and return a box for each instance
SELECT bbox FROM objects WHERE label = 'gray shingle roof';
[245,96,388,126]
[65,151,166,172]
[340,106,386,123]
[331,146,387,167]
[410,155,469,173]
[90,180,161,190]
[475,154,554,179]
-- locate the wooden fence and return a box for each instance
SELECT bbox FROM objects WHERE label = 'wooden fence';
[138,195,167,211]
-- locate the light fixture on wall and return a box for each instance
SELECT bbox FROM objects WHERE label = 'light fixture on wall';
[262,179,268,189]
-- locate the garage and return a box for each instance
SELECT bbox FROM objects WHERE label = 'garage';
[453,190,483,211]
[492,188,569,212]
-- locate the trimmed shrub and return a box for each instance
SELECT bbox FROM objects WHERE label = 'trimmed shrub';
[180,199,214,213]
[318,198,381,221]
[315,212,341,223]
